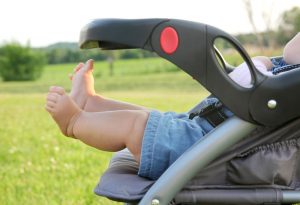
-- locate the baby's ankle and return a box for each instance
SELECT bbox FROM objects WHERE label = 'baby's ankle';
[83,95,104,112]
[70,93,88,110]
[66,110,83,138]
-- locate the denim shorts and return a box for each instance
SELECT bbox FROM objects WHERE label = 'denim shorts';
[138,98,233,180]
[271,57,289,74]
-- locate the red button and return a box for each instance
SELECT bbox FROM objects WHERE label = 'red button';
[160,27,179,54]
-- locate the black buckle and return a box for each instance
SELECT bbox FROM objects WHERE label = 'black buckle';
[189,101,228,127]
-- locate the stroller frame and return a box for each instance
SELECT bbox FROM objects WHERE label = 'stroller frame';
[139,116,257,205]
[79,19,300,204]
[138,116,300,205]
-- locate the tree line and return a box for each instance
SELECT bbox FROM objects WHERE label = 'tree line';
[41,6,300,64]
[0,6,299,81]
[40,44,158,65]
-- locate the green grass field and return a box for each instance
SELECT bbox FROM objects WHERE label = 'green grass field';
[0,58,209,205]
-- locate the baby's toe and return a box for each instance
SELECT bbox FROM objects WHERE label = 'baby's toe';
[45,104,54,113]
[83,59,94,72]
[74,62,84,73]
[68,73,73,80]
[49,86,65,95]
[47,93,60,103]
[46,100,56,109]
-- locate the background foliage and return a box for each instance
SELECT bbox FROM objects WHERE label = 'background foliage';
[0,43,46,81]
[38,6,300,65]
[0,58,207,205]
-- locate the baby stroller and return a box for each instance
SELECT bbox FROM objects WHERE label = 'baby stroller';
[79,19,300,205]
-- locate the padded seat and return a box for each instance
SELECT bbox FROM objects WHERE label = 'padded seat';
[95,118,300,204]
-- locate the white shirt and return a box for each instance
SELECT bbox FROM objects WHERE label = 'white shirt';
[229,59,273,88]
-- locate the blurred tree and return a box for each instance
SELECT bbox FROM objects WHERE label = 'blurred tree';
[42,42,159,64]
[277,7,300,45]
[120,50,143,59]
[243,0,264,50]
[0,42,46,81]
[243,0,277,50]
[106,51,116,76]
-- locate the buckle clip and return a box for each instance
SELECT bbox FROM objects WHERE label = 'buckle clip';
[189,101,228,127]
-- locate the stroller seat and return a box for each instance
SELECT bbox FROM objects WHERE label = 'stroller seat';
[94,115,300,204]
[94,97,300,204]
[79,19,300,204]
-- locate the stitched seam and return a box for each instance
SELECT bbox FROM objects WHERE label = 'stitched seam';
[237,138,299,158]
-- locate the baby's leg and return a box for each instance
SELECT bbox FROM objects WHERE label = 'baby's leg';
[68,60,147,112]
[73,109,149,161]
[46,86,149,162]
[251,56,273,71]
[283,33,300,65]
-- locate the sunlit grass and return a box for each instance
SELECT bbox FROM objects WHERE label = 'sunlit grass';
[0,91,207,205]
[0,58,209,205]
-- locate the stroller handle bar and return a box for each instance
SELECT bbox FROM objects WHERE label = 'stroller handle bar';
[79,18,300,126]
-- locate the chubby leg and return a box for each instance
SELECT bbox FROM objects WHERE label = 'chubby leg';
[68,59,147,112]
[283,33,300,65]
[251,56,273,71]
[46,86,149,162]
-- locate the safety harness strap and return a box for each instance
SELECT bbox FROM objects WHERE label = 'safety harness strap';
[189,101,228,127]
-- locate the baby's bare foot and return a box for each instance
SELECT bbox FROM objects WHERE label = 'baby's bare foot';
[69,59,96,109]
[46,86,82,137]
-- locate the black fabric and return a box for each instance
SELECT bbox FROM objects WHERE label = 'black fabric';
[185,118,300,190]
[227,139,300,186]
[94,118,300,203]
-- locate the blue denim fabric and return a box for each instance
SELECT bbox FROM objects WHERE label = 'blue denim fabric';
[271,57,288,69]
[270,57,300,75]
[271,57,289,74]
[138,98,233,180]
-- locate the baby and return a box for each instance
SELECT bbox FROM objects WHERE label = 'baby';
[230,33,300,87]
[46,33,300,180]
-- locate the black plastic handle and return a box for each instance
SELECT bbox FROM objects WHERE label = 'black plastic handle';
[79,19,300,126]
[148,19,267,124]
[79,18,169,50]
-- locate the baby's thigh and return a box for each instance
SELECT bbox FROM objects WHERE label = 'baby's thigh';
[138,111,209,180]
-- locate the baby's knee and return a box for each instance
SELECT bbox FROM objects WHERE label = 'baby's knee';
[283,45,300,65]
[132,110,150,137]
[283,33,300,65]
[252,56,273,71]
[126,110,150,162]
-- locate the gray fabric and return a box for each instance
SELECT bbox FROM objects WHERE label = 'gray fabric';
[94,117,300,203]
[94,149,154,202]
[227,139,299,186]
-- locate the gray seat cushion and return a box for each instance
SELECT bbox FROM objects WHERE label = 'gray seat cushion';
[94,149,154,202]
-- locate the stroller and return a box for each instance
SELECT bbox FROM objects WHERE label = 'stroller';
[79,19,300,205]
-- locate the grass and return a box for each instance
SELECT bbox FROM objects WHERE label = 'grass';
[0,58,209,205]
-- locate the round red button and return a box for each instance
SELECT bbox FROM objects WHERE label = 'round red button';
[160,27,179,55]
